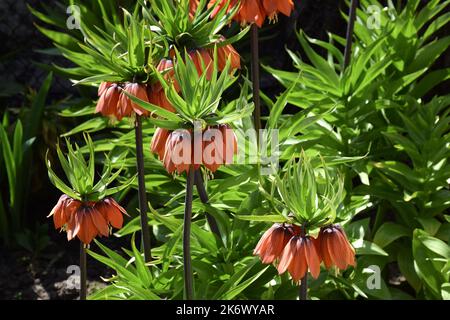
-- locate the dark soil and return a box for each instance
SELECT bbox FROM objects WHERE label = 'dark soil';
[0,235,125,300]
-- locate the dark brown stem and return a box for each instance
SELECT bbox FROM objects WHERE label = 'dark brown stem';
[194,170,221,238]
[250,24,261,141]
[183,167,195,300]
[299,275,308,300]
[135,115,152,262]
[343,0,359,69]
[79,242,87,300]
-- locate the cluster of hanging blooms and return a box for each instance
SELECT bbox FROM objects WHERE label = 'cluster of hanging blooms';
[151,124,238,174]
[148,45,240,174]
[96,82,150,121]
[208,0,295,27]
[96,45,241,120]
[254,223,355,282]
[49,195,127,245]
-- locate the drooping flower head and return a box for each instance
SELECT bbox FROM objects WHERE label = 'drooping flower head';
[96,83,121,118]
[150,125,238,174]
[118,83,150,118]
[277,235,321,282]
[145,49,243,175]
[254,223,300,264]
[318,224,356,270]
[49,195,126,245]
[209,37,241,72]
[251,153,349,283]
[96,82,150,121]
[209,0,294,27]
[46,134,134,244]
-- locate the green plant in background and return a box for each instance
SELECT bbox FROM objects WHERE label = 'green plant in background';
[266,0,450,299]
[0,73,53,247]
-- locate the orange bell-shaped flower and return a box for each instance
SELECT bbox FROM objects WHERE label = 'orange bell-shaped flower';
[254,223,297,264]
[49,195,127,245]
[118,83,150,120]
[318,225,356,271]
[278,235,321,282]
[95,83,121,118]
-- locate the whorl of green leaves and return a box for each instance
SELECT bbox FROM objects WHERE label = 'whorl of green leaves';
[276,152,345,228]
[46,134,134,201]
[142,0,249,50]
[123,48,254,128]
[31,1,165,84]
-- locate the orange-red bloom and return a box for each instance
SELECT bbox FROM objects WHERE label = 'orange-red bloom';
[262,0,294,20]
[203,124,238,172]
[278,235,321,282]
[162,129,201,174]
[188,49,214,79]
[96,82,150,120]
[150,125,238,174]
[98,81,113,97]
[189,0,200,19]
[318,225,356,270]
[148,58,178,112]
[210,37,241,71]
[96,83,121,117]
[118,83,150,119]
[49,195,127,245]
[238,0,266,27]
[254,223,298,264]
[151,127,171,160]
[209,0,294,27]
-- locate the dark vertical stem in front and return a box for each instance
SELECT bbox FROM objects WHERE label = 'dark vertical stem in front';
[343,0,359,69]
[299,275,308,300]
[79,242,87,300]
[135,115,152,262]
[194,170,221,238]
[299,226,307,300]
[250,24,261,142]
[183,167,195,300]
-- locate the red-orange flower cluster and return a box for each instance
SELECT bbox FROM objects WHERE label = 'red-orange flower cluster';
[209,0,294,27]
[151,124,238,174]
[96,82,150,121]
[49,195,127,244]
[254,223,355,283]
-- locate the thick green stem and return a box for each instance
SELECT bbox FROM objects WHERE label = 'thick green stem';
[250,24,261,141]
[79,242,87,300]
[183,167,195,300]
[135,115,152,262]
